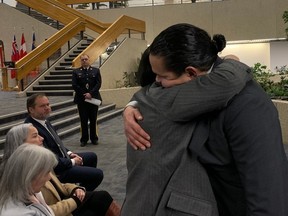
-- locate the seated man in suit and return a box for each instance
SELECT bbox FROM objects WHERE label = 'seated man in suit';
[24,93,103,191]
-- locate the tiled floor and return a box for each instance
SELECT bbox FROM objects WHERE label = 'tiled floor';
[63,115,127,205]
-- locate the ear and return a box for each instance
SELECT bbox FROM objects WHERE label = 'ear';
[185,66,202,77]
[28,107,34,114]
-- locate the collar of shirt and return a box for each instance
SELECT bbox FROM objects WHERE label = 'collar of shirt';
[32,117,46,127]
[207,63,214,74]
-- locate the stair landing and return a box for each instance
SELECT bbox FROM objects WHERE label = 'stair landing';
[0,91,71,116]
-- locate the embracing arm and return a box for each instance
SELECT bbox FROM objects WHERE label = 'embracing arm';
[123,106,151,150]
[157,59,253,121]
[123,59,252,149]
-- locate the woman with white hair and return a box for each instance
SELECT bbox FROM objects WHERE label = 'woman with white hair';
[0,123,120,216]
[0,144,57,216]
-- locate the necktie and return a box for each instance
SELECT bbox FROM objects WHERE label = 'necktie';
[45,121,69,159]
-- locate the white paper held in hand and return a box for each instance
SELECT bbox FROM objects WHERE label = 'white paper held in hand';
[85,98,102,106]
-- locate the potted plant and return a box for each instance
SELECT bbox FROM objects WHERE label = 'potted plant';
[252,63,288,99]
[283,11,288,38]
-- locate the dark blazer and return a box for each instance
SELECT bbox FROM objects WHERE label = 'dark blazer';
[72,67,102,104]
[190,79,288,216]
[161,59,288,215]
[24,116,72,173]
[122,58,253,216]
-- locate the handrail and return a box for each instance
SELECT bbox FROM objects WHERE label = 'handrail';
[15,18,86,81]
[17,0,78,25]
[17,0,110,32]
[72,15,146,68]
[45,0,111,32]
[13,0,146,89]
[58,0,126,4]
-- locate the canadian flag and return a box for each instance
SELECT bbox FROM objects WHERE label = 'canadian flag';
[20,33,27,58]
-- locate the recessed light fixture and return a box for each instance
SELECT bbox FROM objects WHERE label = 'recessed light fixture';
[227,38,287,44]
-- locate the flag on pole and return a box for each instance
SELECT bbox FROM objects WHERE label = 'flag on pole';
[11,35,19,79]
[20,33,27,58]
[32,32,36,50]
[0,40,5,68]
[30,31,39,80]
[11,35,19,62]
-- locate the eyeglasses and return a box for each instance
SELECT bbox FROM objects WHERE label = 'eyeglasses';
[81,58,89,61]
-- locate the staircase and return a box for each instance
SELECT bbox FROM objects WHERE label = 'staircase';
[0,38,123,155]
[0,36,124,154]
[15,2,64,29]
[0,98,124,154]
[0,4,125,155]
[26,38,95,96]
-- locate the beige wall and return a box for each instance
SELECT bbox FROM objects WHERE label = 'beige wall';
[85,0,288,44]
[100,38,147,89]
[273,100,288,145]
[100,86,140,107]
[0,4,57,61]
[101,87,288,144]
[1,0,288,57]
[221,41,288,71]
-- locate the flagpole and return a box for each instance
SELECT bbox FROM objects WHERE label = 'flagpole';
[31,29,39,84]
[11,31,19,90]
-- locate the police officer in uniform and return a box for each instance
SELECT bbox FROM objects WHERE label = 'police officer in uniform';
[72,54,102,146]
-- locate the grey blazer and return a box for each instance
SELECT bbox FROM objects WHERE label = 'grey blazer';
[0,199,54,216]
[122,85,218,216]
[121,58,252,216]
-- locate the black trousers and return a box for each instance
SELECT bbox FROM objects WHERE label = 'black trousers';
[57,152,103,191]
[77,102,99,143]
[73,190,113,216]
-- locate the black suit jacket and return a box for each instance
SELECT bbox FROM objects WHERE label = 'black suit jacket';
[154,58,288,215]
[72,66,102,104]
[189,76,288,215]
[24,116,72,173]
